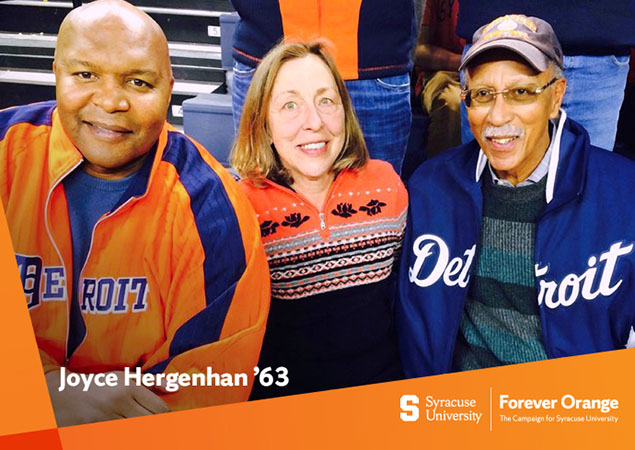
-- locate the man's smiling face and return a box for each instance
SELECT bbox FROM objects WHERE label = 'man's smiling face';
[466,51,565,185]
[53,6,173,179]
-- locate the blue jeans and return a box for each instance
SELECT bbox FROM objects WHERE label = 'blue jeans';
[561,54,630,151]
[460,46,630,152]
[231,59,411,174]
[231,60,257,133]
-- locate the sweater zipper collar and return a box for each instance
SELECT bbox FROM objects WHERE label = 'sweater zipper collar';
[262,171,347,230]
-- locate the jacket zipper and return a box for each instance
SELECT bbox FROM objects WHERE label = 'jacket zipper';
[44,160,82,365]
[66,195,140,362]
[444,186,483,373]
[47,163,142,364]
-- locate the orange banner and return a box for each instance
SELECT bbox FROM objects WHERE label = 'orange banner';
[55,349,633,448]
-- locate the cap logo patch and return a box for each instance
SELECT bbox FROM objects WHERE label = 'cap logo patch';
[497,20,518,31]
[484,14,537,34]
[482,30,529,42]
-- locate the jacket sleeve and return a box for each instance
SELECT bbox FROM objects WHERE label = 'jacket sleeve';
[0,107,63,376]
[0,114,13,211]
[141,157,270,411]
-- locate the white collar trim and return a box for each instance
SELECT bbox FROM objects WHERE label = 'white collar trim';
[474,109,567,204]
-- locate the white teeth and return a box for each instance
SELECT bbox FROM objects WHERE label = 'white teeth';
[300,142,326,150]
[491,137,515,144]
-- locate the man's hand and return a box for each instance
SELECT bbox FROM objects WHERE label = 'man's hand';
[46,369,170,427]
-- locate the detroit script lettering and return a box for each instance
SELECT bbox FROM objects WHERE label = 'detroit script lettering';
[408,235,632,309]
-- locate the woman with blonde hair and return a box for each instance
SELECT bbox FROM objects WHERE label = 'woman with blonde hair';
[232,41,407,399]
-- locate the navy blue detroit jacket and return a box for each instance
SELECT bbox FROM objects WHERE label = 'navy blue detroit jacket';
[398,112,635,377]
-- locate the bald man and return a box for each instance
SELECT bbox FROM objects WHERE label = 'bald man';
[0,0,270,426]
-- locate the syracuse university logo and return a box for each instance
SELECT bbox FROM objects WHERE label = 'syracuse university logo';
[16,254,149,313]
[408,235,633,308]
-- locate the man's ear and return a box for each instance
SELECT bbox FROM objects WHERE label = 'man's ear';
[550,76,567,119]
[167,75,175,102]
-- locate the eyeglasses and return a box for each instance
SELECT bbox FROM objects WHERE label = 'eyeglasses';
[461,77,560,108]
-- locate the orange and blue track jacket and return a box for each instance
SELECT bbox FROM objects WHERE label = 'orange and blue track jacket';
[0,101,270,410]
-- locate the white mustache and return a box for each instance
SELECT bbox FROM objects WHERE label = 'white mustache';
[482,124,523,139]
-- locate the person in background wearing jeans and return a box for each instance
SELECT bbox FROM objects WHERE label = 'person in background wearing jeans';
[456,0,634,151]
[229,0,417,175]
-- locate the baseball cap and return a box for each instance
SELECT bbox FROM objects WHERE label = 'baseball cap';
[459,14,563,72]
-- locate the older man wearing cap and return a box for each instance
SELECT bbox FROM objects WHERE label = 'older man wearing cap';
[455,0,634,152]
[397,14,635,377]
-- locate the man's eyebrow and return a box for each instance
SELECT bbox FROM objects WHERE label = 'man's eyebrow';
[470,76,542,89]
[124,69,162,79]
[63,59,99,69]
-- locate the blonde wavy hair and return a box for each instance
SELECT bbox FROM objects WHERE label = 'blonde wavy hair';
[230,41,369,185]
